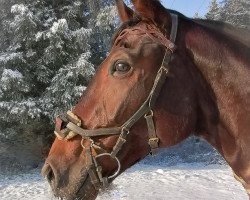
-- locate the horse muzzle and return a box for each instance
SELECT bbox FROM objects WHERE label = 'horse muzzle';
[42,161,96,199]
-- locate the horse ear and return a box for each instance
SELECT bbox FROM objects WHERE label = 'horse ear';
[131,0,171,33]
[115,0,134,22]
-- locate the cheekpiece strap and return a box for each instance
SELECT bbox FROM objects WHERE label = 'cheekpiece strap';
[145,110,159,154]
[170,13,178,43]
[53,13,179,190]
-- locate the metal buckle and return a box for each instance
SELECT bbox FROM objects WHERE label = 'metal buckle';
[161,66,169,73]
[121,127,130,135]
[144,109,154,118]
[148,137,159,149]
[168,42,176,53]
[94,153,121,181]
[148,137,159,155]
[81,138,94,149]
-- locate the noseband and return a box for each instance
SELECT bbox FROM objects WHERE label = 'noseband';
[54,14,178,190]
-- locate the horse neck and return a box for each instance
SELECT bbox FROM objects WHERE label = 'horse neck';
[182,19,250,169]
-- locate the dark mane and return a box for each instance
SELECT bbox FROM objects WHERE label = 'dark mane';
[194,19,250,47]
[112,9,250,48]
[167,9,250,47]
[165,9,250,48]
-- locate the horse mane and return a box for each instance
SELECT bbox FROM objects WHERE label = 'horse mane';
[193,19,250,48]
[113,9,250,49]
[166,9,250,48]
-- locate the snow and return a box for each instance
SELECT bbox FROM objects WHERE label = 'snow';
[0,163,247,200]
[11,4,28,15]
[0,53,24,64]
[97,163,247,200]
[1,69,23,80]
[50,19,68,35]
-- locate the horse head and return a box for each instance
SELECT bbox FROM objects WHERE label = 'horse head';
[42,0,250,199]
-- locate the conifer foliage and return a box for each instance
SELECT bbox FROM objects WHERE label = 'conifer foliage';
[0,0,116,142]
[220,0,250,29]
[206,0,221,20]
[206,0,249,29]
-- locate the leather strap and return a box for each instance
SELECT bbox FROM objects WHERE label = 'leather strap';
[56,15,178,142]
[110,129,129,158]
[66,110,81,126]
[115,23,176,53]
[170,13,178,43]
[67,122,121,137]
[54,13,179,189]
[145,110,159,154]
[85,147,101,189]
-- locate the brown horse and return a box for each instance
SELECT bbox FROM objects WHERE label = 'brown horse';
[42,0,250,199]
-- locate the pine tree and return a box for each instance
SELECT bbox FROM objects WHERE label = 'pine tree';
[206,0,222,20]
[87,0,117,65]
[0,0,117,144]
[221,0,250,28]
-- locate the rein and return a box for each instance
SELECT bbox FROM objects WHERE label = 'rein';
[54,14,178,190]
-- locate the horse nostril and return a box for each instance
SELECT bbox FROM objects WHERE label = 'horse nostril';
[41,163,55,184]
[47,168,54,183]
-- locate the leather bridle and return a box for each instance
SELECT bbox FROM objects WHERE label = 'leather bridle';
[54,14,178,190]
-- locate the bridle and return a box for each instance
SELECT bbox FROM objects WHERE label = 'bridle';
[54,14,178,190]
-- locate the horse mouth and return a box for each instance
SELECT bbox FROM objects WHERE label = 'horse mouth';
[51,170,98,200]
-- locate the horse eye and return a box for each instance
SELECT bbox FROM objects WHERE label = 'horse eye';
[115,62,131,72]
[111,61,132,77]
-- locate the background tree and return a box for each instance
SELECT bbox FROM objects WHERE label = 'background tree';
[207,0,250,29]
[0,0,117,165]
[206,0,221,20]
[220,0,250,28]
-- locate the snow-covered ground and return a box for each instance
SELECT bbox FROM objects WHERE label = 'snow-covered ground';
[0,138,248,199]
[0,163,247,200]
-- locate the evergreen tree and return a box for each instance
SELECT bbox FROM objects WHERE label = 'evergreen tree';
[221,0,250,28]
[206,0,221,20]
[0,0,117,144]
[87,0,117,65]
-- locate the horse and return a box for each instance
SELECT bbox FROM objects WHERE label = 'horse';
[42,0,250,199]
